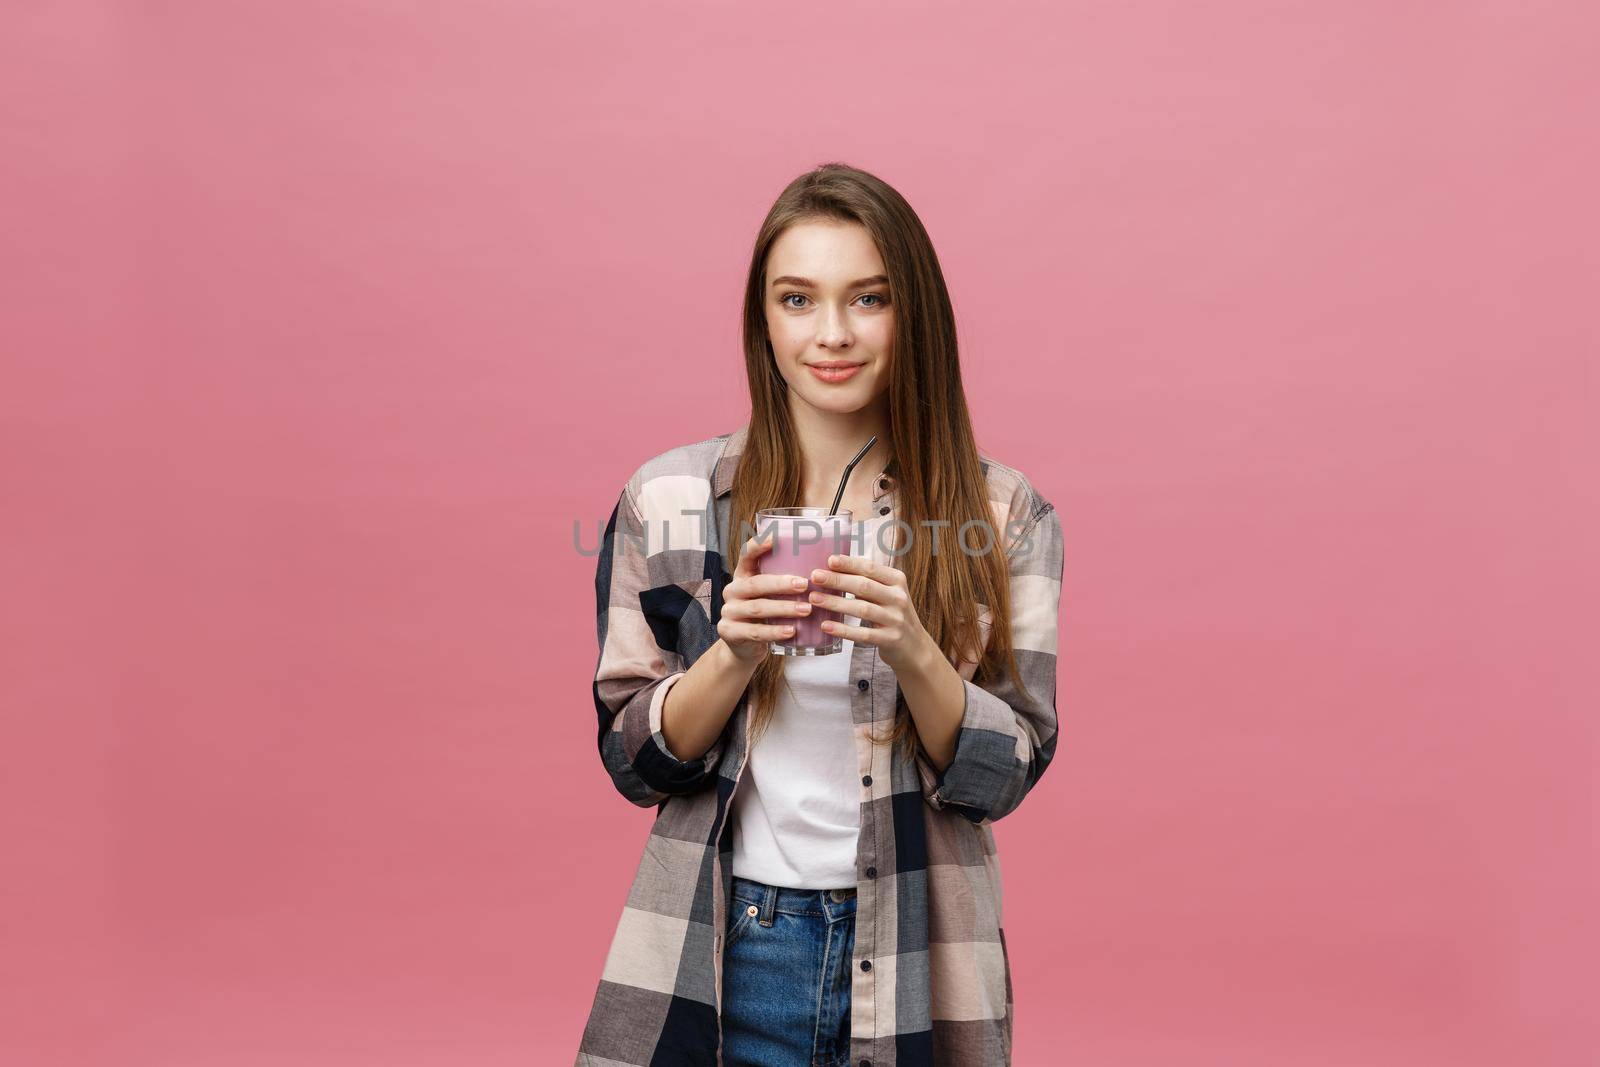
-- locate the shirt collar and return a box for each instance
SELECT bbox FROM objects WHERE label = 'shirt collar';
[713,424,897,504]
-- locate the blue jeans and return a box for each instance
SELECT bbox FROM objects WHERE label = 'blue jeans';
[721,874,857,1067]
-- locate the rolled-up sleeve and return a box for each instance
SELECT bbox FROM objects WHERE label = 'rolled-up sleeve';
[593,484,727,808]
[916,498,1064,824]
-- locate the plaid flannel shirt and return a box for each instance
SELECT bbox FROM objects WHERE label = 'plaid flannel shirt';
[577,424,1064,1066]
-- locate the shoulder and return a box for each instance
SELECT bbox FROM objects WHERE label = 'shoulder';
[977,450,1055,531]
[619,428,737,518]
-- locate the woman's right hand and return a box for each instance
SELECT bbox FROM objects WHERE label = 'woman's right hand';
[719,533,813,665]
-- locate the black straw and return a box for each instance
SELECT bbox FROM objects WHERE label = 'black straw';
[827,435,879,518]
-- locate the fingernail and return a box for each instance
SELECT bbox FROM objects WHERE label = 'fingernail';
[792,577,808,589]
[812,570,827,582]
[781,626,795,634]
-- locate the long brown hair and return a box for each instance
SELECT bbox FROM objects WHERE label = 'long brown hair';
[725,162,1030,763]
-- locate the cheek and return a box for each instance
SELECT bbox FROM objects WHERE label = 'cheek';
[869,324,893,370]
[869,363,892,395]
[867,317,894,353]
[765,310,804,350]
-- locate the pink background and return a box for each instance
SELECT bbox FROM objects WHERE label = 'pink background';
[2,2,1595,1064]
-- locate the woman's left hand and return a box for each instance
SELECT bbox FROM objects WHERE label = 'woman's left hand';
[808,554,934,673]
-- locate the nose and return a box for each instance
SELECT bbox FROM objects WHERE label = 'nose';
[815,302,852,349]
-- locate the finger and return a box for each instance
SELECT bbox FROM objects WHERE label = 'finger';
[809,565,884,602]
[730,574,814,601]
[818,618,880,645]
[808,590,885,624]
[726,597,814,621]
[733,532,778,577]
[822,553,903,587]
[736,621,797,642]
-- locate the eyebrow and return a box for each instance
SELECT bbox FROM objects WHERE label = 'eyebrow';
[769,274,889,290]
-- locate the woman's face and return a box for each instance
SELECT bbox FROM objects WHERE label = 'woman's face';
[763,219,894,416]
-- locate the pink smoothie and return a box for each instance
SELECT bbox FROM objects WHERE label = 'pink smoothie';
[756,514,854,653]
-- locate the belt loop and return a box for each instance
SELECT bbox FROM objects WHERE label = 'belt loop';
[759,882,777,926]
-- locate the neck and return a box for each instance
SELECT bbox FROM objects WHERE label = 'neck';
[787,399,892,499]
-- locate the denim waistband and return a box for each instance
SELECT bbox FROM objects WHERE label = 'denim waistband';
[731,874,856,919]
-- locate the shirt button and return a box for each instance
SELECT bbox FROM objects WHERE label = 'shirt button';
[878,505,890,515]
[857,678,869,691]
[861,774,872,787]
[866,866,877,878]
[861,1061,873,1067]
[860,959,872,972]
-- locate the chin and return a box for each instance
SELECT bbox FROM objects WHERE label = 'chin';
[804,390,877,415]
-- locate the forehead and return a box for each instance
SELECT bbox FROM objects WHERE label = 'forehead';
[766,220,885,282]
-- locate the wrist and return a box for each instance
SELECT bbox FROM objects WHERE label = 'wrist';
[719,637,766,673]
[897,627,944,679]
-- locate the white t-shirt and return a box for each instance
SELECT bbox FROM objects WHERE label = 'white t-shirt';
[730,517,886,890]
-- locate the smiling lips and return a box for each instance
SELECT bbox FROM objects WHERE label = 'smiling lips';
[807,362,864,384]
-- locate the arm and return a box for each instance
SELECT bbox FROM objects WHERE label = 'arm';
[592,484,733,808]
[913,500,1065,824]
[895,631,968,774]
[660,638,760,764]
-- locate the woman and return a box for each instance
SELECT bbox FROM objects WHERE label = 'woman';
[576,163,1064,1067]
